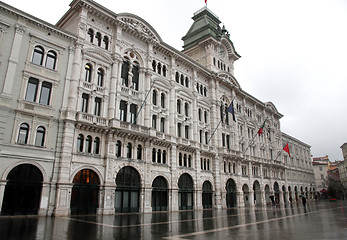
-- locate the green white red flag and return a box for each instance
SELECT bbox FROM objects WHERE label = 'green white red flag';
[257,118,267,136]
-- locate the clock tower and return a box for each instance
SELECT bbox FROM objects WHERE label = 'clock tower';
[182,7,240,75]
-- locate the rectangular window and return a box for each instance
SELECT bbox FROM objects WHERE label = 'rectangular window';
[39,82,52,105]
[177,123,181,137]
[222,133,225,147]
[226,135,230,149]
[81,93,89,113]
[119,100,127,121]
[130,104,137,124]
[25,78,39,102]
[160,118,165,133]
[94,97,102,116]
[152,115,157,129]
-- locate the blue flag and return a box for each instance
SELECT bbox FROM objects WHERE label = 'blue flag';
[227,101,236,122]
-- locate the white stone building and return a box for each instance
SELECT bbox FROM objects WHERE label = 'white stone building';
[0,0,315,216]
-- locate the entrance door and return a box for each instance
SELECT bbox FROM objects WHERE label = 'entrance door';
[2,164,43,215]
[115,166,141,213]
[178,173,194,210]
[202,181,213,209]
[152,176,168,211]
[70,169,100,215]
[226,179,237,208]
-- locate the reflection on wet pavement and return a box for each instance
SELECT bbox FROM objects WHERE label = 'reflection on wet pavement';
[0,200,346,240]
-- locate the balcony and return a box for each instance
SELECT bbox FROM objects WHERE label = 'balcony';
[76,112,108,127]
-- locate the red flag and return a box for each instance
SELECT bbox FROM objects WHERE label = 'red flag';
[257,119,267,136]
[205,0,207,3]
[283,143,291,158]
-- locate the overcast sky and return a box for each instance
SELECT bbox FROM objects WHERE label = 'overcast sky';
[3,0,347,161]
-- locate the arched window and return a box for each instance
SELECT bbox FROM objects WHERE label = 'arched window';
[177,99,181,114]
[116,140,122,157]
[157,63,162,75]
[45,50,57,70]
[198,108,202,121]
[32,46,44,65]
[185,77,189,88]
[18,123,29,144]
[96,32,102,47]
[207,159,210,170]
[152,60,156,72]
[86,135,92,153]
[77,134,84,152]
[93,137,100,154]
[132,64,139,91]
[183,154,187,167]
[137,144,142,160]
[179,153,182,166]
[87,28,94,43]
[184,102,189,117]
[152,148,156,162]
[204,87,207,96]
[180,74,184,85]
[213,57,216,66]
[200,85,203,95]
[85,64,92,82]
[152,90,157,105]
[163,150,167,164]
[127,142,132,159]
[162,65,166,77]
[175,72,179,83]
[161,93,165,108]
[188,155,192,168]
[103,36,109,50]
[121,60,129,87]
[35,126,45,147]
[204,111,208,123]
[157,149,162,163]
[97,68,104,87]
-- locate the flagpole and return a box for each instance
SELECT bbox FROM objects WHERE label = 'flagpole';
[274,149,282,161]
[243,116,268,155]
[243,132,257,155]
[207,96,235,145]
[134,79,156,124]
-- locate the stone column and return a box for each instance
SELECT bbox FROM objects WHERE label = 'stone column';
[1,24,25,101]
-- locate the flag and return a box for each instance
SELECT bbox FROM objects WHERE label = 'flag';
[257,118,267,136]
[283,143,291,158]
[227,101,236,122]
[205,0,207,3]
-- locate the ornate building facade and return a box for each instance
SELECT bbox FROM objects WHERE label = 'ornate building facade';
[0,0,315,216]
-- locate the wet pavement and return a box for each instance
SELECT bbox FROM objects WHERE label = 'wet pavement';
[0,200,347,240]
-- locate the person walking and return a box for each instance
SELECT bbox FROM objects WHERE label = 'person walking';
[302,195,307,207]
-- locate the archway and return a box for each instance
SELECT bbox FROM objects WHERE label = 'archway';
[288,186,292,203]
[71,169,100,215]
[226,178,237,208]
[242,184,250,206]
[115,166,141,213]
[178,173,194,210]
[152,176,168,211]
[274,182,280,203]
[282,185,286,203]
[294,186,298,202]
[202,181,213,209]
[2,164,43,215]
[253,181,261,206]
[265,185,271,205]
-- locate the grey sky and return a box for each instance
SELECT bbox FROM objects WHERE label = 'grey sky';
[4,0,347,161]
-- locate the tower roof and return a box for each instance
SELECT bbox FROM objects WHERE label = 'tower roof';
[182,7,223,50]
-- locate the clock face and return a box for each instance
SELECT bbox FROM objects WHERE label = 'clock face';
[218,45,226,58]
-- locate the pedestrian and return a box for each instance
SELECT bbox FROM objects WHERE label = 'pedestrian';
[302,195,307,207]
[269,195,275,206]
